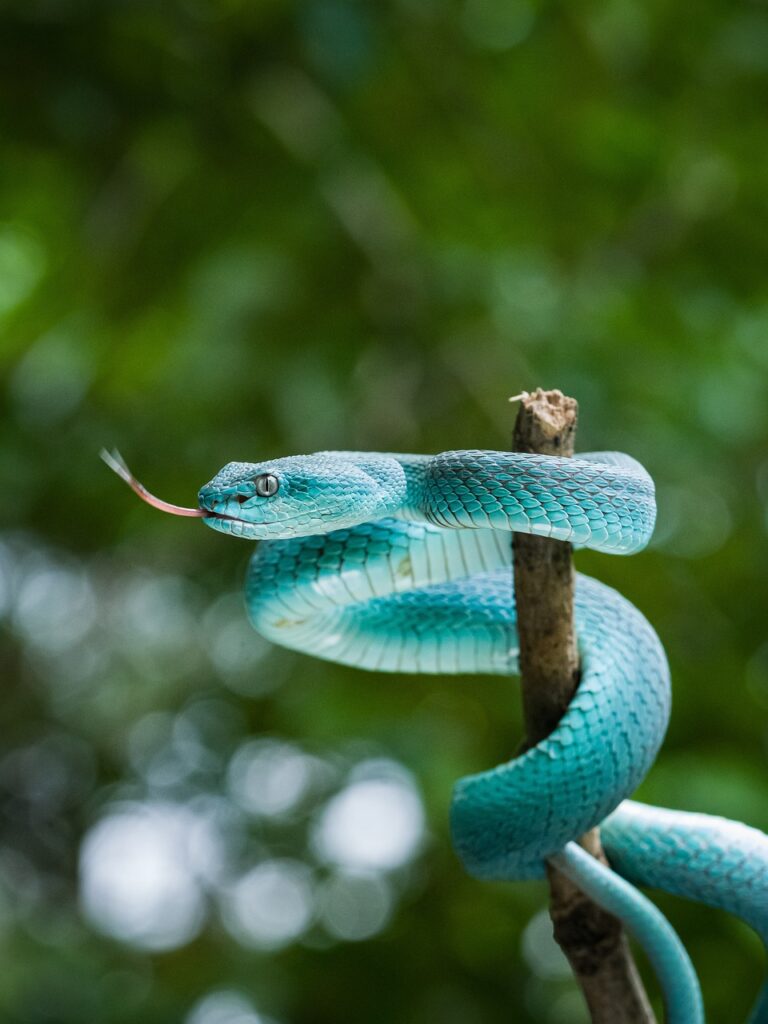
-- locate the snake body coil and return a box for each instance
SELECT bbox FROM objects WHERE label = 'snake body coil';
[199,449,768,1023]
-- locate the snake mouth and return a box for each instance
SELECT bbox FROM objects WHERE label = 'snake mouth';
[203,509,245,523]
[203,509,309,532]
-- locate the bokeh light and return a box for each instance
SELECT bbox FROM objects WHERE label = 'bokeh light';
[227,739,318,818]
[220,860,314,951]
[316,870,393,942]
[521,910,572,981]
[312,763,426,871]
[79,802,220,951]
[185,990,278,1024]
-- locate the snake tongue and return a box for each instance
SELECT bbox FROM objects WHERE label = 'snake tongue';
[100,448,207,518]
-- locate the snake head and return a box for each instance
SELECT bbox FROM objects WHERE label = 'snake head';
[198,452,406,539]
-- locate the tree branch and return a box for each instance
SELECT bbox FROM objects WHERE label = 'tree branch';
[511,388,656,1024]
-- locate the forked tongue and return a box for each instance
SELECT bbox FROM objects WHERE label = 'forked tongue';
[100,449,207,517]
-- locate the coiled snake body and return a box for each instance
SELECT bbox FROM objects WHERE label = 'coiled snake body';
[195,449,768,1023]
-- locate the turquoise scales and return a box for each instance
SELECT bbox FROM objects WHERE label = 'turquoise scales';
[198,449,768,1024]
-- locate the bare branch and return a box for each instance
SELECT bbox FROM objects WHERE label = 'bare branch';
[512,387,656,1024]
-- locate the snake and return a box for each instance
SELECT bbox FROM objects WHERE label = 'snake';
[104,446,768,1023]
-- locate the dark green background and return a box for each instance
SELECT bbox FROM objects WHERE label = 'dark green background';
[1,1,767,1022]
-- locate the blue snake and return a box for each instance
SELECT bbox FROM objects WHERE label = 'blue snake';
[105,446,768,1022]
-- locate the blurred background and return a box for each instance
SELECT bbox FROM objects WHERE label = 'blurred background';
[1,1,767,1022]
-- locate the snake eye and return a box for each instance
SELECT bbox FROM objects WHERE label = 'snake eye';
[254,473,279,498]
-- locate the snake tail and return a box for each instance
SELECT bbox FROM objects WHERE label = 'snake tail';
[551,843,704,1024]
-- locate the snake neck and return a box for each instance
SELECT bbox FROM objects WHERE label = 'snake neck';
[390,453,433,521]
[313,451,430,523]
[327,451,432,522]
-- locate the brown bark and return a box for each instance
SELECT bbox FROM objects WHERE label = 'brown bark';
[511,388,655,1024]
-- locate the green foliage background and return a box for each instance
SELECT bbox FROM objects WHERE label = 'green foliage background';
[1,1,767,1022]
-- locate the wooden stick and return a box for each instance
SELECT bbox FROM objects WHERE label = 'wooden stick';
[511,388,656,1023]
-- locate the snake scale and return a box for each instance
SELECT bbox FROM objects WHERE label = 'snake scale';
[106,446,768,1023]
